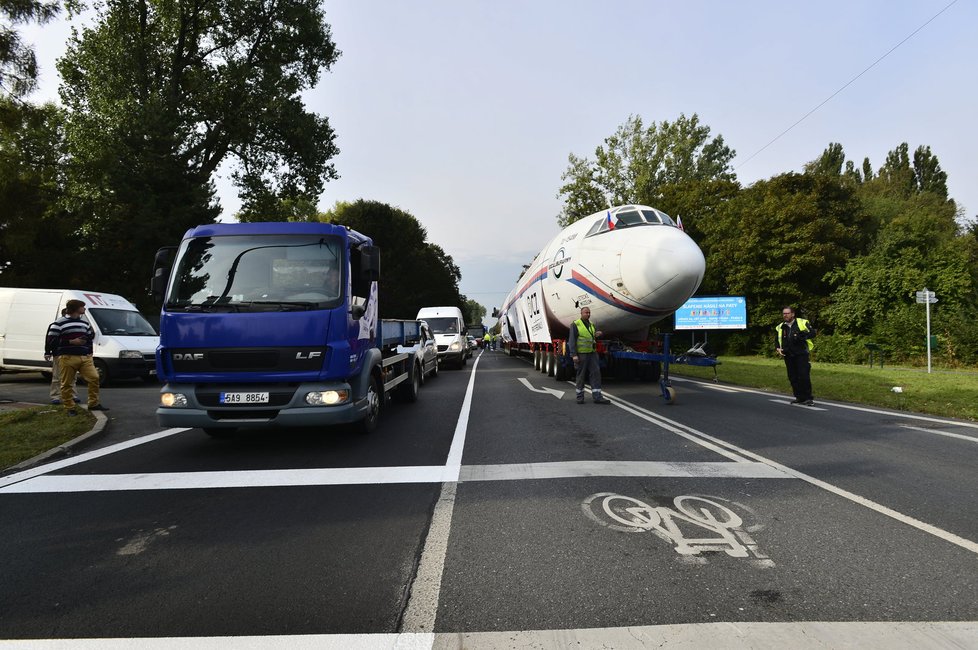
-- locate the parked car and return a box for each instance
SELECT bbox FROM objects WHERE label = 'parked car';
[466,336,477,357]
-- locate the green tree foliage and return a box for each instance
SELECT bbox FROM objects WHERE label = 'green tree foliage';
[320,200,464,320]
[700,172,870,343]
[463,298,486,327]
[0,98,82,285]
[56,0,340,306]
[1,0,59,97]
[556,113,737,228]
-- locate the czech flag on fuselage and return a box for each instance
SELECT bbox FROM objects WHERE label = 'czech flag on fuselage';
[606,210,615,230]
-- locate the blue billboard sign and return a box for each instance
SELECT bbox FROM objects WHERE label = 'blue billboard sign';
[674,296,747,330]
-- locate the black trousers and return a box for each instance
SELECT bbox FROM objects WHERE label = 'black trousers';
[784,354,813,401]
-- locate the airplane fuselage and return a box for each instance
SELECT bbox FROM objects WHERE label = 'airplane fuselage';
[499,205,705,344]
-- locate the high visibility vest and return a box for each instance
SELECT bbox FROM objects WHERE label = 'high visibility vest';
[776,318,814,351]
[574,319,597,353]
[483,333,491,342]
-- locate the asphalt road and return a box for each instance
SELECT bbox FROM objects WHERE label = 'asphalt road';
[1,353,977,647]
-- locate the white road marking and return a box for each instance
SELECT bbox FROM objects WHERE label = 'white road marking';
[0,428,189,490]
[672,377,978,430]
[605,394,978,556]
[461,460,788,482]
[767,399,827,411]
[1,622,976,649]
[517,377,564,398]
[899,423,978,444]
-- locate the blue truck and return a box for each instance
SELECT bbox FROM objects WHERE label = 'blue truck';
[150,221,430,435]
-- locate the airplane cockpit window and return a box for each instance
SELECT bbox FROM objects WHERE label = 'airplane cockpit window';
[584,207,679,238]
[643,209,677,226]
[615,211,643,226]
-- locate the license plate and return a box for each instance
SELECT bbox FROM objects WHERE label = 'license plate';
[220,392,269,404]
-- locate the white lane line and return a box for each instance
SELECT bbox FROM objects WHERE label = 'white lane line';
[673,377,978,430]
[461,460,788,482]
[608,396,978,556]
[400,352,481,637]
[767,399,828,411]
[0,428,190,489]
[2,621,975,649]
[899,424,978,444]
[0,460,787,493]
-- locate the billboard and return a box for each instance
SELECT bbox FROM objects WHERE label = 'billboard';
[675,296,747,330]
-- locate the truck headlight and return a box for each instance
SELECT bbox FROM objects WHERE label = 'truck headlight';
[305,390,349,406]
[161,392,188,407]
[120,350,143,359]
[450,342,461,351]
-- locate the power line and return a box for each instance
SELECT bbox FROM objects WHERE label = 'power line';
[735,0,959,170]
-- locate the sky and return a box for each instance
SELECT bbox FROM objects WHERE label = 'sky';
[21,1,978,325]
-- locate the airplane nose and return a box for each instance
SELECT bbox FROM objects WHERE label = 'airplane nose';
[618,227,706,309]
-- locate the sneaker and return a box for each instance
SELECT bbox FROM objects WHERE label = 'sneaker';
[50,399,62,405]
[73,397,82,404]
[88,404,110,411]
[789,398,802,404]
[803,400,815,406]
[576,396,585,404]
[593,398,612,405]
[66,409,78,417]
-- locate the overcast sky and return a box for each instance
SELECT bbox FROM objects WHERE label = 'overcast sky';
[22,1,977,324]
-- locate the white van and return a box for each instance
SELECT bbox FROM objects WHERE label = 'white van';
[0,288,159,385]
[416,306,467,369]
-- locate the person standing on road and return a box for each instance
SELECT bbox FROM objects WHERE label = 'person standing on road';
[44,299,108,416]
[775,306,815,406]
[44,308,80,405]
[483,332,491,350]
[569,306,611,405]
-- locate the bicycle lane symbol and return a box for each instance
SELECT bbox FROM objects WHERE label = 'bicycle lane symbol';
[581,492,775,568]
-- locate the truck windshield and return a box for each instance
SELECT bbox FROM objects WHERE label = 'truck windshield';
[165,235,344,311]
[88,309,158,336]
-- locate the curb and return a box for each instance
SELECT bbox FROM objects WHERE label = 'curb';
[5,410,110,473]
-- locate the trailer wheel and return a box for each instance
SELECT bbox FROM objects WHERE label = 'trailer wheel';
[540,350,549,374]
[546,351,556,376]
[357,374,382,434]
[554,358,568,381]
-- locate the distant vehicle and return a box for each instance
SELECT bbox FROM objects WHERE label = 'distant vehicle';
[150,221,430,435]
[0,287,159,385]
[417,306,467,369]
[466,335,477,355]
[495,204,718,403]
[399,320,439,383]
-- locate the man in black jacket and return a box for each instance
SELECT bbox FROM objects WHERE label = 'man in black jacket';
[775,306,815,406]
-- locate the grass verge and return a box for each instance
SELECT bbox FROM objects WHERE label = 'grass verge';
[670,356,978,422]
[0,406,97,470]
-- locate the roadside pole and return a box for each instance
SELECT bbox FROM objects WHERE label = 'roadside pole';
[915,289,938,374]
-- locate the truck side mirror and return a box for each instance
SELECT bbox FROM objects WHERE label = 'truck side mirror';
[150,246,177,303]
[360,245,380,282]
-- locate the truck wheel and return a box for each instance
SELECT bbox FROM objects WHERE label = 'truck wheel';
[547,351,556,377]
[357,375,382,434]
[400,363,421,402]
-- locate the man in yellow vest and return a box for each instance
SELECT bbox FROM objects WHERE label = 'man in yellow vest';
[483,332,492,350]
[568,306,611,405]
[775,306,816,405]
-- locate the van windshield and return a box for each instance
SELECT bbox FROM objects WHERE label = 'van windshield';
[426,318,459,334]
[88,309,158,336]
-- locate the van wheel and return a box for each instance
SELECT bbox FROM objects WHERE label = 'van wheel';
[356,374,382,434]
[460,353,467,368]
[94,359,109,386]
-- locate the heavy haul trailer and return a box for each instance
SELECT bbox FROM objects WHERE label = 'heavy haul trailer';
[495,203,719,404]
[151,221,428,435]
[520,333,719,404]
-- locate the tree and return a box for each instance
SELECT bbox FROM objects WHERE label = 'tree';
[1,0,59,97]
[319,200,464,319]
[700,173,870,344]
[463,298,486,327]
[56,0,340,306]
[556,113,737,227]
[0,98,82,286]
